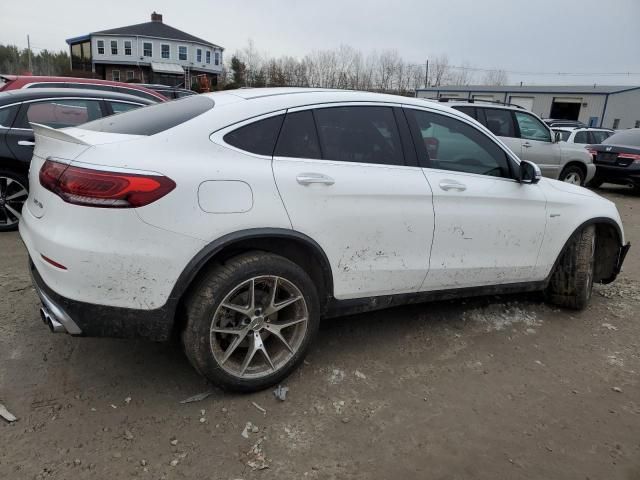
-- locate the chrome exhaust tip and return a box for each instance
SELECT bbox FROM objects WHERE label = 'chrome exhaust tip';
[41,307,65,333]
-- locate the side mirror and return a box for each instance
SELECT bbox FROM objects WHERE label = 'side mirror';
[519,160,542,184]
[554,131,563,143]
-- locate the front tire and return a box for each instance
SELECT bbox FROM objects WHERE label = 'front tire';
[559,165,585,186]
[0,170,29,232]
[546,225,596,310]
[182,251,320,392]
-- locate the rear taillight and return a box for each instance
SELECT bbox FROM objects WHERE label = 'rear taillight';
[39,159,175,208]
[618,153,640,162]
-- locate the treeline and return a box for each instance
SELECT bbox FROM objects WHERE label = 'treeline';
[223,41,508,93]
[0,44,70,76]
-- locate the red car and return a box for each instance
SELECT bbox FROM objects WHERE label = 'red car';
[0,75,167,102]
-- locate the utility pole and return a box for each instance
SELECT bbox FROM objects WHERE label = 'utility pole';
[27,35,33,73]
[425,59,429,87]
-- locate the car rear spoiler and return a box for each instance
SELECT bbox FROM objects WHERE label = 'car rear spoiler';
[30,123,91,146]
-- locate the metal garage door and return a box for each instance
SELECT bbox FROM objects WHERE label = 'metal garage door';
[509,96,534,111]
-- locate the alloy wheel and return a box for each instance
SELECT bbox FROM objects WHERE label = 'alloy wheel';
[563,172,582,185]
[210,275,308,379]
[0,176,28,228]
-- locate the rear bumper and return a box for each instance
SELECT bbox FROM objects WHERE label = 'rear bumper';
[30,259,174,341]
[594,164,640,186]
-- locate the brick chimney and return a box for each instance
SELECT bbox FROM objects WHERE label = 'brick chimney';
[151,12,163,23]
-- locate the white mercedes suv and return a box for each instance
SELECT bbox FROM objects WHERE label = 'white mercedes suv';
[19,88,629,392]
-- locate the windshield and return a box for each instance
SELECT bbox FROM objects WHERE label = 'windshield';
[78,95,214,135]
[603,129,640,147]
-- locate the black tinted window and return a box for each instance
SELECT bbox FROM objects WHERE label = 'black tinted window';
[314,106,404,165]
[0,105,18,127]
[224,114,284,156]
[80,95,214,135]
[591,131,611,144]
[481,108,515,137]
[406,108,511,178]
[604,129,640,147]
[274,110,321,159]
[574,131,589,144]
[453,106,476,120]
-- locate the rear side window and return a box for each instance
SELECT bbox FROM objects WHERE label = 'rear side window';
[18,99,102,129]
[108,101,143,114]
[314,106,404,166]
[574,131,589,144]
[0,105,18,128]
[481,108,515,137]
[80,95,214,135]
[274,110,321,159]
[590,131,611,144]
[223,114,284,156]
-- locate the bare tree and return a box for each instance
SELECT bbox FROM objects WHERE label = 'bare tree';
[482,69,508,86]
[430,54,450,87]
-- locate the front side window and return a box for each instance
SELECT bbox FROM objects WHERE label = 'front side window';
[20,99,102,129]
[143,42,153,57]
[553,130,571,142]
[196,49,202,63]
[313,106,404,166]
[161,44,170,59]
[514,111,551,142]
[275,110,321,159]
[406,108,511,178]
[223,115,285,156]
[179,46,188,61]
[124,40,132,56]
[481,108,516,138]
[112,70,120,81]
[97,40,105,55]
[110,40,118,55]
[574,131,589,144]
[453,106,476,120]
[206,51,211,64]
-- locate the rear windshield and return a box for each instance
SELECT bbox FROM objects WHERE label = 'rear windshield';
[79,95,214,135]
[603,129,640,147]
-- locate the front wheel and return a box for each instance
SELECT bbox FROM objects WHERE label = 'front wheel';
[0,170,29,232]
[182,252,320,392]
[559,165,585,186]
[546,225,596,310]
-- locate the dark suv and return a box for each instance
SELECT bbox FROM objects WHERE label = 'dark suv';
[0,88,154,231]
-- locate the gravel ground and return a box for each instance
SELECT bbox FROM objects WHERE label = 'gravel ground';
[1,187,639,480]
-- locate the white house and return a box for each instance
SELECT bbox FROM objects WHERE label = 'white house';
[66,12,223,87]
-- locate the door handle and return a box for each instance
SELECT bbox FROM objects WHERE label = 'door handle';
[18,140,35,146]
[439,180,466,191]
[522,142,532,148]
[296,173,335,186]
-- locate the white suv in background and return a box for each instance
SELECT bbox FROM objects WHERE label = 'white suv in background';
[447,101,595,186]
[552,126,614,145]
[20,89,629,392]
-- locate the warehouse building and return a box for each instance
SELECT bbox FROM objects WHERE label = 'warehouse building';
[415,85,640,129]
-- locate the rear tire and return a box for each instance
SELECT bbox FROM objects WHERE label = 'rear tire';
[559,165,585,186]
[587,176,603,189]
[546,225,596,310]
[182,251,320,392]
[0,169,29,232]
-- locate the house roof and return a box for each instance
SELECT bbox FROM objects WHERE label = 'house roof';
[416,85,640,95]
[68,21,221,49]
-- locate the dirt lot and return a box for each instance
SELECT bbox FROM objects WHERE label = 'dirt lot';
[1,188,639,480]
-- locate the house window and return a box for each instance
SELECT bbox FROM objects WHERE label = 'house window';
[143,42,153,57]
[196,49,202,63]
[178,46,187,61]
[214,51,220,65]
[126,70,135,80]
[97,40,105,55]
[635,120,640,128]
[112,70,120,81]
[161,44,170,59]
[110,40,118,55]
[124,40,132,56]
[206,51,211,64]
[612,118,620,129]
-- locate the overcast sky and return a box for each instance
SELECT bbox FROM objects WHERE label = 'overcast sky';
[2,0,639,85]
